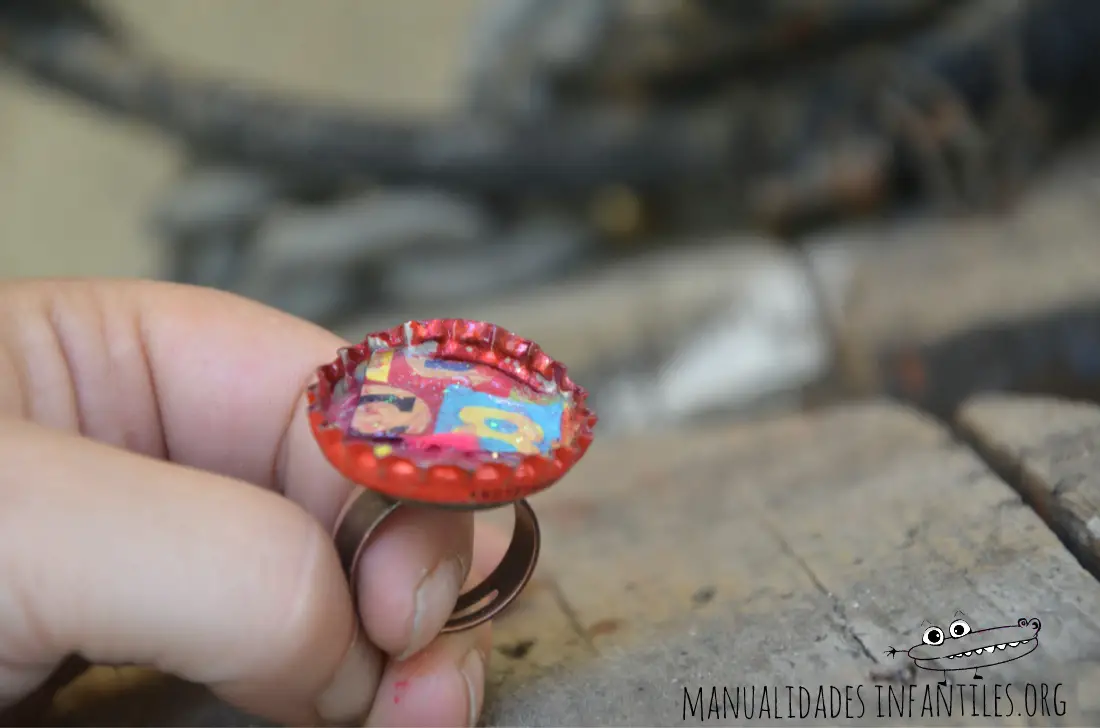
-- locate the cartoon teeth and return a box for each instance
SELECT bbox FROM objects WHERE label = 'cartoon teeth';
[944,641,1029,659]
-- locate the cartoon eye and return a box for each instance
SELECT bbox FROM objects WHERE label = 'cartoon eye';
[922,626,945,646]
[949,619,971,638]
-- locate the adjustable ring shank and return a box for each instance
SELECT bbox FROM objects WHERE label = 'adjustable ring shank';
[333,489,541,633]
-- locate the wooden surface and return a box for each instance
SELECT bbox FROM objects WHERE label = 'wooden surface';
[956,394,1100,723]
[32,397,1100,726]
[958,395,1100,586]
[482,400,1100,725]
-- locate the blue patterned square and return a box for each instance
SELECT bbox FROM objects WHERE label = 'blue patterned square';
[436,385,562,455]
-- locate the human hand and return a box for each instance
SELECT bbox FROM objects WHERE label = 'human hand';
[0,279,505,726]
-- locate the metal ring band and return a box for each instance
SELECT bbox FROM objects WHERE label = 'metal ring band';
[333,489,541,633]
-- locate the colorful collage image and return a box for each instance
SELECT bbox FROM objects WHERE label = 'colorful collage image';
[336,348,570,464]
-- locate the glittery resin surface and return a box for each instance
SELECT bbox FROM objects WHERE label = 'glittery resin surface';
[335,349,568,463]
[307,320,595,505]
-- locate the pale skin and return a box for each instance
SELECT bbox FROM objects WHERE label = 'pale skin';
[0,279,508,726]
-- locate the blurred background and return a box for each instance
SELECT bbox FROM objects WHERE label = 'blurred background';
[3,0,1100,436]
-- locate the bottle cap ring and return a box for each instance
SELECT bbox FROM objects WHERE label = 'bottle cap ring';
[307,319,596,632]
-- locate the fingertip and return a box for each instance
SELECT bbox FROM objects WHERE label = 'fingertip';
[469,520,511,588]
[367,623,492,728]
[355,507,474,658]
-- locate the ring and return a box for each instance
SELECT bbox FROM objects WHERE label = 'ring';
[307,319,595,634]
[333,490,540,632]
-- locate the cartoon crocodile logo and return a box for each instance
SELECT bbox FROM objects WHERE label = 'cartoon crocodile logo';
[884,612,1041,685]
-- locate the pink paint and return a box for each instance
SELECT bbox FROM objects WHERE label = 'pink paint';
[402,432,481,452]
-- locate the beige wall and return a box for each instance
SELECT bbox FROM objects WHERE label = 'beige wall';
[0,0,479,280]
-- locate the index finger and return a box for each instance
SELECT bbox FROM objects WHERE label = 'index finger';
[0,278,353,526]
[0,279,479,657]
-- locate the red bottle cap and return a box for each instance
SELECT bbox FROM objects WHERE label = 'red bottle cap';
[307,319,597,507]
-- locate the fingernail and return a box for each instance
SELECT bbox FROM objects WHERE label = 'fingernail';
[460,647,486,727]
[315,629,379,724]
[398,556,464,661]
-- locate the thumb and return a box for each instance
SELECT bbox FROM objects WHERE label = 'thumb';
[0,418,380,725]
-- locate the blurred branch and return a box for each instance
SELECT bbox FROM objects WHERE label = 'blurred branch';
[0,0,1098,216]
[0,1,730,193]
[551,0,953,99]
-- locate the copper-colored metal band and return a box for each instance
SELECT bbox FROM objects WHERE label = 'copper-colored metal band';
[333,489,541,633]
